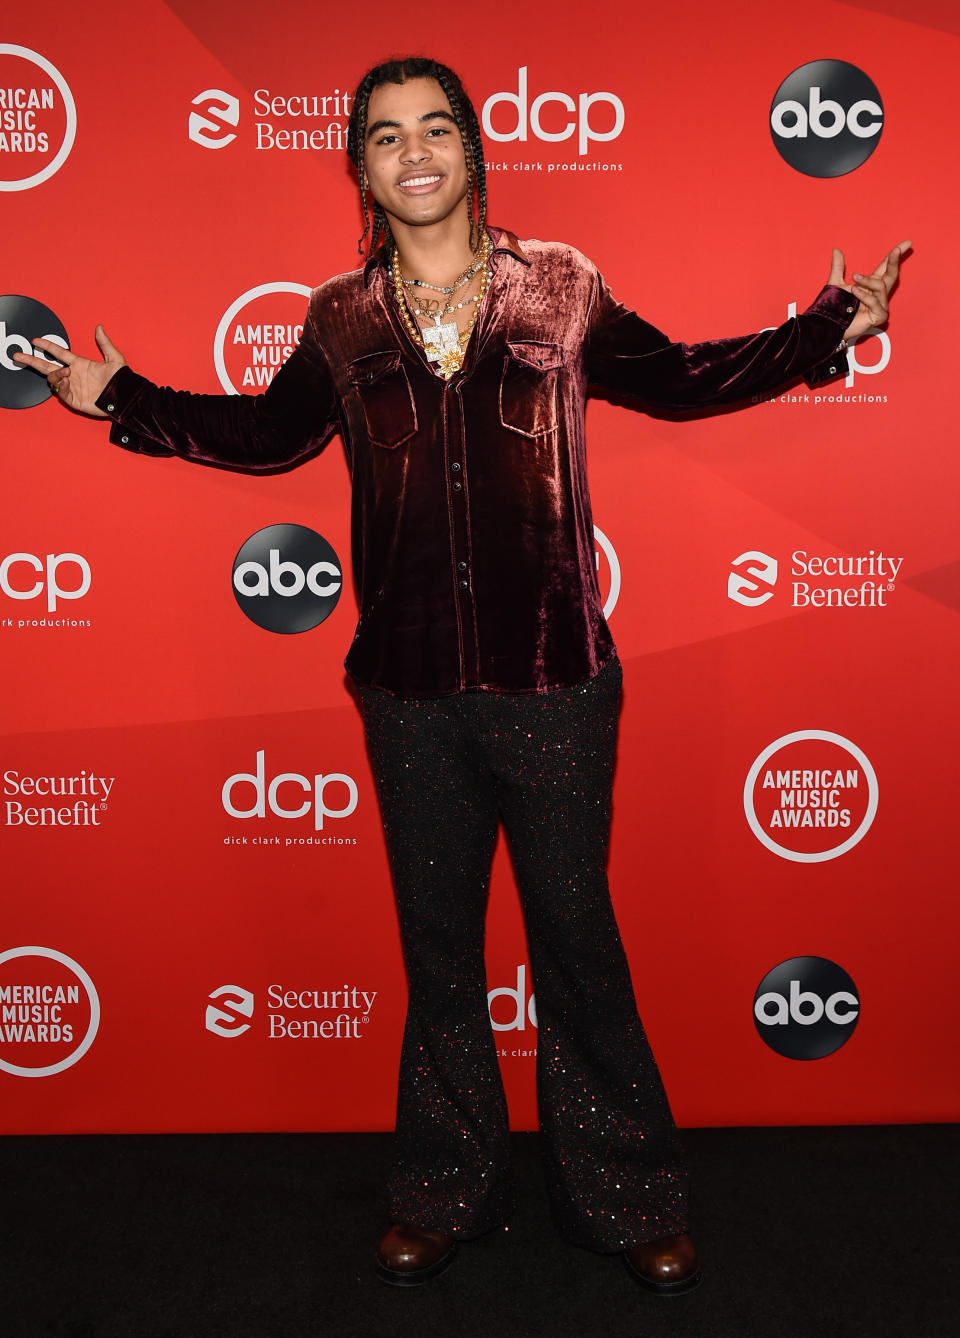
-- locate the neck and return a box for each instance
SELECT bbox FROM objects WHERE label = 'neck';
[390,211,480,286]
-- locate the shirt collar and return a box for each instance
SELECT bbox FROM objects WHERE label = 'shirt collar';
[363,226,529,285]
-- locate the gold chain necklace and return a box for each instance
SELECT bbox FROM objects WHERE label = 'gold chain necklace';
[392,235,492,380]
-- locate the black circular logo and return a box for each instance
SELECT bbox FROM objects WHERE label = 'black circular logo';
[753,956,860,1060]
[232,524,343,634]
[770,60,883,178]
[0,295,69,409]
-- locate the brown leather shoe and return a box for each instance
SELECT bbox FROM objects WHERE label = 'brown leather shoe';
[623,1232,702,1294]
[375,1222,458,1287]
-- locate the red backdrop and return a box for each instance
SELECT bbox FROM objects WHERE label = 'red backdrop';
[2,0,957,1132]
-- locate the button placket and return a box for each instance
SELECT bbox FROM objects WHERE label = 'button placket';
[447,387,478,685]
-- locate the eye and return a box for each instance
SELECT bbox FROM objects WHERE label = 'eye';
[426,127,450,138]
[375,133,399,146]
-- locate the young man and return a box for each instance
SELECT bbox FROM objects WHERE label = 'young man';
[16,56,908,1296]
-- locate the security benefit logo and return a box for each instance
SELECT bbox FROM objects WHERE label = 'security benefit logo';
[0,45,76,191]
[727,549,901,611]
[232,524,342,634]
[754,957,859,1060]
[3,765,113,828]
[0,946,100,1078]
[205,981,377,1042]
[1,550,91,629]
[770,60,883,178]
[189,85,352,153]
[0,295,69,409]
[744,731,878,864]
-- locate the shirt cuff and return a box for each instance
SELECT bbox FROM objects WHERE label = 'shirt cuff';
[96,366,176,457]
[803,284,857,387]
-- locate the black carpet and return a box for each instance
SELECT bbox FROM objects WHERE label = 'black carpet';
[0,1125,955,1338]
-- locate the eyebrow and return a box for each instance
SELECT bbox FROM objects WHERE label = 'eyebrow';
[366,110,457,138]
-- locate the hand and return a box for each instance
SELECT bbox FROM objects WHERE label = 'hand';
[12,325,126,418]
[829,241,911,342]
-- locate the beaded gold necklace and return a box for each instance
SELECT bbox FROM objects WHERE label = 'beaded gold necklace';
[392,235,492,380]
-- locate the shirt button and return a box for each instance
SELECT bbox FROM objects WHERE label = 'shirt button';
[457,561,467,571]
[106,403,116,412]
[120,435,130,445]
[828,365,837,375]
[845,305,854,313]
[451,461,461,471]
[452,481,463,491]
[459,579,469,589]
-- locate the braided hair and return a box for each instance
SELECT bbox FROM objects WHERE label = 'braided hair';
[347,57,488,258]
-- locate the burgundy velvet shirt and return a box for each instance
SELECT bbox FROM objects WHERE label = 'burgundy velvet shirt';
[98,228,855,697]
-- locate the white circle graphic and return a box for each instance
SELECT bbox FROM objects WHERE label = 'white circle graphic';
[594,525,621,620]
[213,282,313,394]
[743,730,878,864]
[0,945,100,1077]
[0,46,77,193]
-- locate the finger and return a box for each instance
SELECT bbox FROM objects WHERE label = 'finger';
[94,324,122,361]
[11,350,64,374]
[881,239,912,283]
[851,273,886,295]
[29,337,77,365]
[828,247,846,286]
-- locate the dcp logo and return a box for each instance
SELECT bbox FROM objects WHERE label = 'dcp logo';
[488,965,538,1032]
[770,60,883,178]
[1,551,90,610]
[189,89,240,149]
[222,750,358,831]
[754,956,859,1059]
[0,295,68,409]
[232,524,342,634]
[483,67,624,156]
[728,551,778,607]
[205,984,254,1037]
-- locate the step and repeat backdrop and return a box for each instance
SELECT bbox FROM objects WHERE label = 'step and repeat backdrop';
[2,0,957,1133]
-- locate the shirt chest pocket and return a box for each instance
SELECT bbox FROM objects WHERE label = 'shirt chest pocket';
[499,340,564,438]
[347,350,418,449]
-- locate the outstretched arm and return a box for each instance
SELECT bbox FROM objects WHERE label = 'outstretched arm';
[587,241,911,410]
[13,313,339,472]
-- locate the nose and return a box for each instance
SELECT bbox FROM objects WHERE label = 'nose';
[400,141,431,165]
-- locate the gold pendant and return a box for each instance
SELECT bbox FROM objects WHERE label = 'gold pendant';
[437,346,464,379]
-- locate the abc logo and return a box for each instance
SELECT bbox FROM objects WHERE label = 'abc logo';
[770,60,883,178]
[232,523,342,634]
[754,956,859,1060]
[0,295,68,409]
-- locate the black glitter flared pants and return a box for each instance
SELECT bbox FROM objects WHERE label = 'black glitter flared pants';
[358,658,689,1252]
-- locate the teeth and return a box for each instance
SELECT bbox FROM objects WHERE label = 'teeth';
[399,174,441,187]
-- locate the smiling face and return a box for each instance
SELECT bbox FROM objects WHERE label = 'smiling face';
[362,77,471,235]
